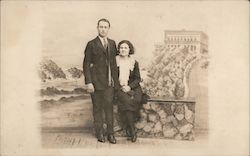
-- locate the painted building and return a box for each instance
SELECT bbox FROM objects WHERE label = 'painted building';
[164,30,208,54]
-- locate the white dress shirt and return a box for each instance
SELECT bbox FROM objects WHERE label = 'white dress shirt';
[98,36,108,48]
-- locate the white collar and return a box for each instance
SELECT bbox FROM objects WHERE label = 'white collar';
[116,55,135,71]
[98,36,107,43]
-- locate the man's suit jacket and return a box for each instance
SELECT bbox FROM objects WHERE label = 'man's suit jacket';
[83,37,119,90]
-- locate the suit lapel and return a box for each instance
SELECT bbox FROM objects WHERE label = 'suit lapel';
[95,37,108,56]
[107,38,111,55]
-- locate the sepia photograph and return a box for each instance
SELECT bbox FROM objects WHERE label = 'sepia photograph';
[1,1,249,156]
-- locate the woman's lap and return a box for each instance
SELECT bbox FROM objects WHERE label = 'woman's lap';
[116,89,142,112]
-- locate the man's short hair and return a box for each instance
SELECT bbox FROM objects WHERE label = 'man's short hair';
[97,18,111,27]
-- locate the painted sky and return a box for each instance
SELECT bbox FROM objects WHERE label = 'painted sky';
[41,1,245,70]
[41,1,208,69]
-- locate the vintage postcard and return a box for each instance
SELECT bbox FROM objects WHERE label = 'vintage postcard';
[1,1,249,156]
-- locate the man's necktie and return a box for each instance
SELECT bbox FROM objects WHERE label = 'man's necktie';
[104,39,112,87]
[103,39,108,49]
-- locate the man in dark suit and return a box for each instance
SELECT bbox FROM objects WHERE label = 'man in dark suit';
[83,18,119,144]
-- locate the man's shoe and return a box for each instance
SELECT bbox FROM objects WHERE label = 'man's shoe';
[126,129,132,140]
[97,134,105,143]
[107,135,116,144]
[131,133,137,143]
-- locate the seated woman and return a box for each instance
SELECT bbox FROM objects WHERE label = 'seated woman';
[116,40,142,142]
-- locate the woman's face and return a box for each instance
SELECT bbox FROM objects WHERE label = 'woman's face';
[119,43,130,57]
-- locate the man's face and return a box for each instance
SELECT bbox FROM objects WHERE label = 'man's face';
[97,21,110,38]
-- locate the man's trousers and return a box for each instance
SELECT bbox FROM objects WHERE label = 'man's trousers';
[90,87,114,136]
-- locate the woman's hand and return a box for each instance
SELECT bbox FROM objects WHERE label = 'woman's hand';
[122,85,131,92]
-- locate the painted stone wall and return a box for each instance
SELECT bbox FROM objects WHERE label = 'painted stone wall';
[114,99,195,141]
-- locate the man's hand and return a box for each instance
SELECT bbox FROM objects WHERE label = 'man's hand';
[86,83,94,93]
[122,85,131,93]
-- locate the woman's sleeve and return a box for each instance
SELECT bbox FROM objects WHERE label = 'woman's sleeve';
[129,61,141,89]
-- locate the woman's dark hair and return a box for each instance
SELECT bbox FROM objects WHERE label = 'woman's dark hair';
[117,40,135,55]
